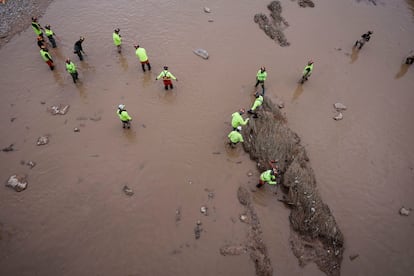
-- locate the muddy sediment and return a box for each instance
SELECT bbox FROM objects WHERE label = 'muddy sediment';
[242,98,344,276]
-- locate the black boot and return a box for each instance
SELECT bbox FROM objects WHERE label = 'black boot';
[164,85,168,90]
[170,84,174,89]
[147,63,151,71]
[141,64,146,72]
[256,183,264,188]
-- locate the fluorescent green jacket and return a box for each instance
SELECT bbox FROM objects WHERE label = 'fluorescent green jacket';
[228,130,244,143]
[65,62,77,74]
[156,70,176,80]
[251,95,263,111]
[45,28,54,37]
[256,70,267,81]
[303,64,314,76]
[117,109,132,121]
[113,32,121,46]
[40,49,52,62]
[32,22,42,35]
[231,112,249,128]
[135,47,148,62]
[260,170,277,185]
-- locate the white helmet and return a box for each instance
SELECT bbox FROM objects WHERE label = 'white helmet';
[118,104,125,109]
[237,126,242,131]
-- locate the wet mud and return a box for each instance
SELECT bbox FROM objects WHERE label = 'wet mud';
[242,98,344,276]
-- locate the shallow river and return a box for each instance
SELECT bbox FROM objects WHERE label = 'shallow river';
[0,0,413,275]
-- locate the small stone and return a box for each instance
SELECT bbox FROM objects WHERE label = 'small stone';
[40,101,46,105]
[208,19,214,22]
[10,117,16,122]
[349,254,359,261]
[196,220,202,225]
[74,127,80,132]
[175,207,182,222]
[36,136,49,146]
[333,112,343,121]
[247,171,253,177]
[26,161,36,169]
[2,144,14,152]
[334,103,347,111]
[6,174,28,192]
[399,207,411,216]
[240,214,248,222]
[122,185,134,196]
[277,102,285,109]
[204,7,211,13]
[48,104,70,115]
[311,207,316,213]
[200,206,208,215]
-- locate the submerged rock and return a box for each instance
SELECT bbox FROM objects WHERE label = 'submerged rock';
[193,48,209,59]
[200,206,208,215]
[333,112,343,121]
[36,136,49,146]
[48,104,70,115]
[204,7,211,13]
[26,161,36,169]
[122,185,134,196]
[194,220,203,239]
[6,174,28,192]
[2,144,14,152]
[334,103,347,111]
[399,207,411,216]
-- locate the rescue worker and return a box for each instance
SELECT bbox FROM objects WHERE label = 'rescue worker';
[255,67,267,95]
[354,31,373,50]
[74,37,86,61]
[40,46,54,70]
[228,126,244,148]
[134,44,151,72]
[117,104,132,129]
[231,108,249,130]
[300,60,314,84]
[37,36,46,49]
[256,168,277,188]
[405,55,414,65]
[31,17,44,37]
[156,66,177,90]
[247,92,264,118]
[113,28,122,53]
[65,58,79,83]
[44,25,57,48]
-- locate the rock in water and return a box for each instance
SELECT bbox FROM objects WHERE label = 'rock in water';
[193,48,209,59]
[48,104,70,115]
[334,103,347,111]
[123,185,134,196]
[333,112,343,121]
[36,136,49,146]
[2,144,14,152]
[399,207,411,216]
[194,221,203,239]
[204,7,211,13]
[6,174,28,192]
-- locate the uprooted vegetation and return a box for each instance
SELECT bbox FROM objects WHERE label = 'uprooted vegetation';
[242,98,344,276]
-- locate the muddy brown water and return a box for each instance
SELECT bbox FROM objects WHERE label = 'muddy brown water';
[0,0,413,275]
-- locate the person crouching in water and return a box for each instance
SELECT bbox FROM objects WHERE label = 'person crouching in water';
[156,66,177,90]
[256,168,278,188]
[228,126,244,148]
[117,104,132,129]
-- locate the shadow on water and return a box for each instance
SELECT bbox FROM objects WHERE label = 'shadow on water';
[292,84,304,102]
[395,63,410,79]
[75,81,88,102]
[52,69,64,86]
[142,72,153,88]
[123,128,137,143]
[350,47,359,64]
[118,54,128,71]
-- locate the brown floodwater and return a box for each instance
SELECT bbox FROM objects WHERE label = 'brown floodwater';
[0,0,413,275]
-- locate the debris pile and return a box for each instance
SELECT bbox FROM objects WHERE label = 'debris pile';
[242,98,344,276]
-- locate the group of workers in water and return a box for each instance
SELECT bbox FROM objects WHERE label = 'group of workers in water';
[30,17,413,190]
